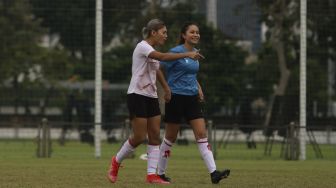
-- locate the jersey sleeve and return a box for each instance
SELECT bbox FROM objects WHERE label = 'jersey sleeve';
[139,42,155,58]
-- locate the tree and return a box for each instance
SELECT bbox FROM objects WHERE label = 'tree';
[103,44,133,83]
[255,0,302,129]
[257,0,299,94]
[0,0,73,116]
[30,0,148,79]
[257,0,334,119]
[0,0,44,83]
[307,0,336,116]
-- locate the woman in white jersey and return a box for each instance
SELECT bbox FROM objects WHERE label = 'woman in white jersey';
[157,22,230,184]
[107,19,203,184]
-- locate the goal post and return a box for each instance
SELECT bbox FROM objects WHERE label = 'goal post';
[299,0,307,161]
[94,0,103,159]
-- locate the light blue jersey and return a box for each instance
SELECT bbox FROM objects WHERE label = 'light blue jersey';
[160,45,199,96]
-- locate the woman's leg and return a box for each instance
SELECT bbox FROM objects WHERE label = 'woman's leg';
[147,115,161,145]
[145,115,170,184]
[190,118,216,173]
[108,117,148,183]
[146,115,161,175]
[157,123,180,176]
[115,117,148,163]
[190,118,230,184]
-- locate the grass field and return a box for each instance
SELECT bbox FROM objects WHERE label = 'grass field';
[0,140,335,188]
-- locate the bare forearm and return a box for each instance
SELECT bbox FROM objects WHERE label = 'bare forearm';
[197,81,202,90]
[151,52,188,61]
[149,50,203,61]
[157,70,169,90]
[159,53,188,61]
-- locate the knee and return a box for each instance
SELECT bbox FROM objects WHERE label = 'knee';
[148,136,161,145]
[130,134,147,146]
[148,131,161,145]
[165,135,177,143]
[164,130,178,143]
[195,132,207,141]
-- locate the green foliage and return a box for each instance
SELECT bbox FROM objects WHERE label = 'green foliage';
[0,1,43,82]
[39,48,75,81]
[200,32,248,113]
[0,0,74,83]
[30,0,96,59]
[30,0,148,80]
[30,0,147,58]
[308,0,336,60]
[306,59,328,105]
[256,0,334,116]
[103,44,133,83]
[0,0,75,116]
[307,0,336,101]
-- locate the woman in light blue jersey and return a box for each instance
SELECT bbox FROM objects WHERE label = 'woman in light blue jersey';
[157,22,230,184]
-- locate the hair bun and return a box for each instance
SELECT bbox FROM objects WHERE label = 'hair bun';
[141,19,165,39]
[142,27,149,39]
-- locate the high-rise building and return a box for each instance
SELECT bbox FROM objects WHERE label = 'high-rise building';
[200,0,262,52]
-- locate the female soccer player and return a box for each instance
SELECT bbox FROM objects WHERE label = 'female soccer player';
[157,22,230,184]
[107,19,203,184]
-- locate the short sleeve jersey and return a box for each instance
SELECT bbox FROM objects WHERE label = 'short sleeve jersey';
[127,40,160,98]
[160,45,199,96]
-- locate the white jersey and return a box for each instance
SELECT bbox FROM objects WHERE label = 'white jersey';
[127,40,160,98]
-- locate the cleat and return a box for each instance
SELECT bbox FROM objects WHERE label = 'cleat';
[210,169,230,184]
[159,174,171,182]
[146,174,170,184]
[107,156,121,183]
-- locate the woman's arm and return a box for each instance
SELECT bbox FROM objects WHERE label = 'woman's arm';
[197,81,204,102]
[149,50,204,61]
[157,69,171,102]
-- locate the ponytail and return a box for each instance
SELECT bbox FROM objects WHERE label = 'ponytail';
[142,19,165,39]
[142,27,149,39]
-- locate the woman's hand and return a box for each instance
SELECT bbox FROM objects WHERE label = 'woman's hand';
[198,87,204,102]
[187,51,205,60]
[164,87,171,103]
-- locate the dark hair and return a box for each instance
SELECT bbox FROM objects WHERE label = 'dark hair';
[179,22,199,44]
[142,19,165,39]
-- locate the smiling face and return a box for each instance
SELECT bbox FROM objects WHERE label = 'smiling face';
[152,26,168,46]
[182,24,200,46]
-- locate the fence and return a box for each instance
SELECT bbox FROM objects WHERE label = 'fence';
[0,118,335,160]
[0,0,335,160]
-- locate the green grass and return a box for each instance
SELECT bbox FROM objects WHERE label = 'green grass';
[0,140,335,188]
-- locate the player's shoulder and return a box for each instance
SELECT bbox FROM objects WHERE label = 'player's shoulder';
[136,40,149,48]
[134,40,154,55]
[170,44,184,53]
